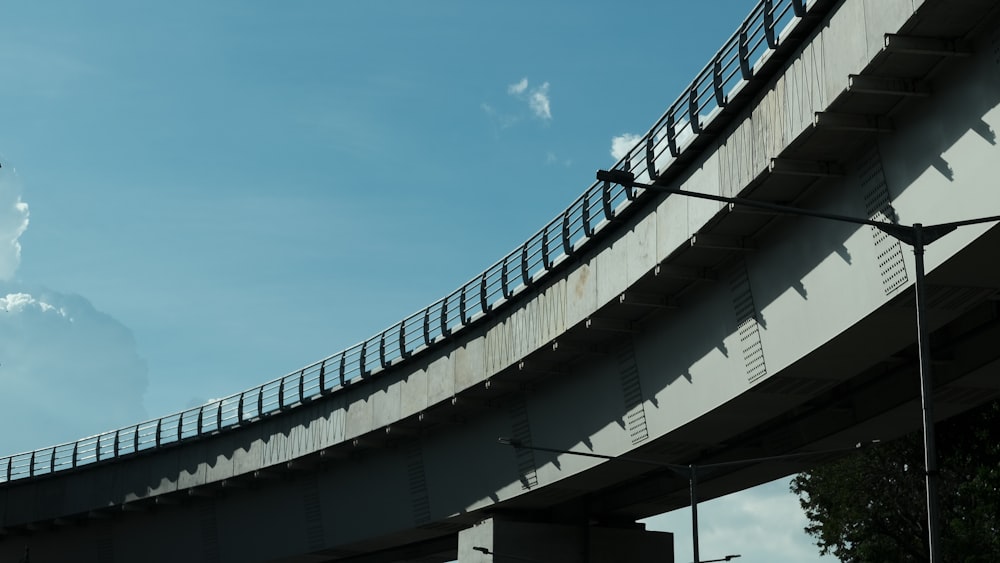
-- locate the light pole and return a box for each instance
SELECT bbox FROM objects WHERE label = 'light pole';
[499,437,869,563]
[596,168,1000,563]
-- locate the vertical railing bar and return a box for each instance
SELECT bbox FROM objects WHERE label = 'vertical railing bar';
[379,333,387,369]
[423,308,432,347]
[738,20,752,79]
[764,0,777,48]
[520,243,530,286]
[339,353,347,386]
[399,321,409,360]
[480,273,490,314]
[688,87,702,135]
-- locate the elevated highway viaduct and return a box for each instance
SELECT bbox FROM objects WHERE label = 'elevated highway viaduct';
[3,0,1000,561]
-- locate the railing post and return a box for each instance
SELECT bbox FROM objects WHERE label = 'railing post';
[764,0,777,49]
[480,273,490,314]
[712,55,726,107]
[379,333,388,369]
[339,353,347,387]
[5,456,11,481]
[29,452,35,477]
[399,321,410,360]
[134,425,140,453]
[601,179,613,220]
[217,400,224,428]
[423,308,432,346]
[257,386,264,416]
[177,412,184,442]
[278,379,285,410]
[238,393,245,422]
[440,300,451,338]
[155,419,162,448]
[542,230,552,270]
[561,212,572,256]
[114,430,120,457]
[319,361,328,393]
[666,113,679,157]
[299,369,306,402]
[72,442,79,468]
[738,21,752,79]
[360,341,369,376]
[688,87,702,135]
[50,448,56,473]
[583,193,594,237]
[197,408,204,434]
[501,260,513,299]
[520,243,531,286]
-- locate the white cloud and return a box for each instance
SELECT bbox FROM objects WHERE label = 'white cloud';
[528,82,552,121]
[507,78,528,96]
[0,165,30,280]
[0,160,148,457]
[611,133,643,161]
[0,284,150,456]
[643,477,836,563]
[502,78,553,122]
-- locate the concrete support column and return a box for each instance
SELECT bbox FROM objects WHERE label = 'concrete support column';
[458,517,673,563]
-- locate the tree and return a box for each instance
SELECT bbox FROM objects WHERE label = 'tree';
[791,399,1000,562]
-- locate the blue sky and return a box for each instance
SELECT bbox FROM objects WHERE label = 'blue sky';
[0,2,834,561]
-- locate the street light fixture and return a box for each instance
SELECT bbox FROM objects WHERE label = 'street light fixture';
[499,436,870,563]
[596,167,1000,563]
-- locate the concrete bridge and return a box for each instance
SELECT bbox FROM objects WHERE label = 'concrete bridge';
[3,0,1000,561]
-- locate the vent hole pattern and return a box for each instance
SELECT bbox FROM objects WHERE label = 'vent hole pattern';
[860,147,908,295]
[730,260,767,383]
[508,395,538,489]
[617,342,649,445]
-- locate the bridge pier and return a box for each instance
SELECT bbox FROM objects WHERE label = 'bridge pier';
[457,517,673,563]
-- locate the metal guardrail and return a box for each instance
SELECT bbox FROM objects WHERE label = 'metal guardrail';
[1,0,819,484]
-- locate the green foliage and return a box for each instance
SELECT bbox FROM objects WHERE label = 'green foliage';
[791,399,1000,562]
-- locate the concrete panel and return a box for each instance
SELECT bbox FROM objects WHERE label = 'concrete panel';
[864,0,915,56]
[821,0,870,104]
[626,212,657,286]
[372,376,402,428]
[176,442,209,489]
[685,147,726,230]
[400,364,430,418]
[565,261,597,329]
[344,386,375,441]
[633,284,745,441]
[530,281,566,344]
[656,192,690,263]
[454,335,486,392]
[719,115,758,199]
[231,434,266,476]
[780,35,826,141]
[427,353,456,405]
[755,81,788,167]
[596,235,629,306]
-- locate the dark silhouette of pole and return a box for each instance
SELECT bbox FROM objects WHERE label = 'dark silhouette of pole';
[596,168,1000,563]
